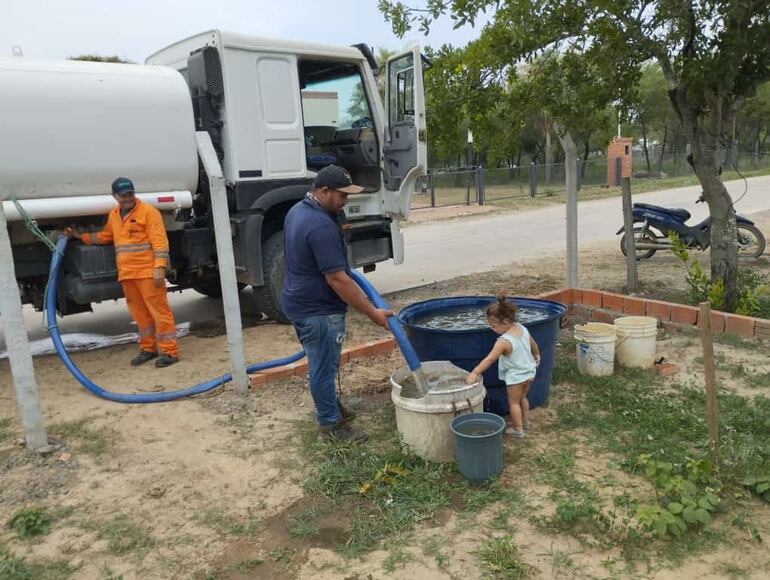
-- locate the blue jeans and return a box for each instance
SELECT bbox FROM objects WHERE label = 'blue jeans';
[292,314,346,426]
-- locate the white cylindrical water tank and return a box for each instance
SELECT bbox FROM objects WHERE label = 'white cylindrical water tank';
[0,58,198,200]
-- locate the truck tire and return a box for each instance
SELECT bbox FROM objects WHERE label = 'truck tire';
[254,232,290,324]
[192,277,246,298]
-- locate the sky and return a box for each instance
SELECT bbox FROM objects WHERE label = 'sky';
[2,0,487,62]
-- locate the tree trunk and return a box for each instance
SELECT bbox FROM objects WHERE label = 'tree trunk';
[689,104,739,310]
[581,133,591,178]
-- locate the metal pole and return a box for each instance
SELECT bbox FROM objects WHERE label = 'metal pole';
[429,172,435,208]
[195,132,250,395]
[529,162,537,198]
[576,158,582,191]
[622,177,638,293]
[565,150,578,287]
[0,200,49,450]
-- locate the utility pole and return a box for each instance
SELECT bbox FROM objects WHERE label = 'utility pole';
[0,199,49,450]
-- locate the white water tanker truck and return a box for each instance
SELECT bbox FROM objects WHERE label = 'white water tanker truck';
[1,30,427,323]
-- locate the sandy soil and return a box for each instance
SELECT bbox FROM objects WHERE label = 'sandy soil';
[1,212,769,579]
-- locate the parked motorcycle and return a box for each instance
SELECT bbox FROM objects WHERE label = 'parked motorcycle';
[616,196,766,259]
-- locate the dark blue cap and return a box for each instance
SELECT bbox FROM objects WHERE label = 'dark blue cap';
[111,177,135,195]
[313,165,363,193]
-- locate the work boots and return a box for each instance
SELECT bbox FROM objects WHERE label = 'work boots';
[337,400,356,423]
[131,350,157,366]
[318,421,368,443]
[156,354,178,368]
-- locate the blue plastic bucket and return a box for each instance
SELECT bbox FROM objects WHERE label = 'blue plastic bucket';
[398,296,566,413]
[450,412,505,483]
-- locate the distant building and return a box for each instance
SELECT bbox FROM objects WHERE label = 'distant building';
[301,91,338,126]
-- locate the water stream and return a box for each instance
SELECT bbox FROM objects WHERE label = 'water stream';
[412,305,548,331]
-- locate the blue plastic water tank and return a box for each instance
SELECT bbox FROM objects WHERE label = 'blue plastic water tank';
[398,297,566,413]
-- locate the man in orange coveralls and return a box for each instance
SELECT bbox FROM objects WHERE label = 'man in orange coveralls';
[65,177,179,368]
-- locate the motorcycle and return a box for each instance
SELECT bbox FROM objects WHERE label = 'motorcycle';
[616,196,766,260]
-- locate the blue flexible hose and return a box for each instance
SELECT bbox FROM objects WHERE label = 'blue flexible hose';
[349,269,422,373]
[46,236,304,403]
[46,236,422,403]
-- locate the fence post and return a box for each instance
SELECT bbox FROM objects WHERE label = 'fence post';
[529,162,537,198]
[429,172,436,208]
[466,167,471,205]
[477,165,485,206]
[615,156,622,187]
[622,177,638,293]
[576,158,582,191]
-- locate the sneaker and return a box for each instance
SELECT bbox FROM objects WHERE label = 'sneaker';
[523,421,531,431]
[505,427,526,439]
[155,354,178,368]
[318,421,368,443]
[131,350,158,366]
[337,400,357,423]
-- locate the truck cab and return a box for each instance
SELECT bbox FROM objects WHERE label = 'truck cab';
[2,30,426,323]
[146,30,427,321]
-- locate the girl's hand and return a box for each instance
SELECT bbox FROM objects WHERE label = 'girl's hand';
[466,372,479,385]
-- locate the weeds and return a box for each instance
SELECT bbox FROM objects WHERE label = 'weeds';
[91,515,155,556]
[194,507,261,537]
[287,506,319,538]
[0,417,11,444]
[476,535,532,579]
[49,418,117,457]
[7,506,52,539]
[0,544,73,580]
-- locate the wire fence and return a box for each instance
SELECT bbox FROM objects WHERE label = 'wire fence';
[413,150,770,210]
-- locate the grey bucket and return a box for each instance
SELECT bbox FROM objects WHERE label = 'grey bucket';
[450,412,505,484]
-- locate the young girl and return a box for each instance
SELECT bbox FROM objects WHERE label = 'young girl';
[467,295,541,438]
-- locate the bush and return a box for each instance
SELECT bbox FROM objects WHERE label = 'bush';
[671,233,770,317]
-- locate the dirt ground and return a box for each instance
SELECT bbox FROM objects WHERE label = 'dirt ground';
[1,211,769,579]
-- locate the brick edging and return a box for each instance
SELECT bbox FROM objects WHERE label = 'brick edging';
[535,287,769,340]
[249,338,395,389]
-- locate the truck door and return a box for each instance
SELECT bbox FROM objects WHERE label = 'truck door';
[382,46,427,220]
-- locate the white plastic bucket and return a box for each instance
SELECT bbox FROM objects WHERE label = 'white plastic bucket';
[390,361,486,463]
[574,323,616,376]
[614,316,658,368]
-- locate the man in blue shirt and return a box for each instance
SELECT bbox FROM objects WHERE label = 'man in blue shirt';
[282,165,391,442]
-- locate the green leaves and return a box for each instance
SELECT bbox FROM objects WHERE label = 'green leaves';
[7,507,52,539]
[634,454,721,538]
[740,474,770,502]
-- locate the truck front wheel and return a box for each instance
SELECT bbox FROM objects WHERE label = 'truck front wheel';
[254,232,290,324]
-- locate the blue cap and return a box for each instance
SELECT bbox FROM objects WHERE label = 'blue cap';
[111,177,135,195]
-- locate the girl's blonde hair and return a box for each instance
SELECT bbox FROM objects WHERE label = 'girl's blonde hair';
[486,292,517,322]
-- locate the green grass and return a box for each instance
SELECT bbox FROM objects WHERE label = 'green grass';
[0,544,73,580]
[194,507,261,538]
[0,417,12,444]
[90,515,155,556]
[287,506,319,538]
[298,405,514,558]
[48,418,118,458]
[476,535,532,579]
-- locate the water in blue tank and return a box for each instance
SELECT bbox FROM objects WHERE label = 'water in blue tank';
[398,297,566,414]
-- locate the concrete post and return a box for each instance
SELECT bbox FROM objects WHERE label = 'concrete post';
[0,200,49,450]
[195,132,250,395]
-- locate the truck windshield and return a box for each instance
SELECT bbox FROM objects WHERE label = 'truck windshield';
[299,60,379,191]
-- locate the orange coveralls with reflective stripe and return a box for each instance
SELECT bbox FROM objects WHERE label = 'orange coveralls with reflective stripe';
[82,200,178,358]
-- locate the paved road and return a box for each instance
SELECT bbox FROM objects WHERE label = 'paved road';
[2,175,769,350]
